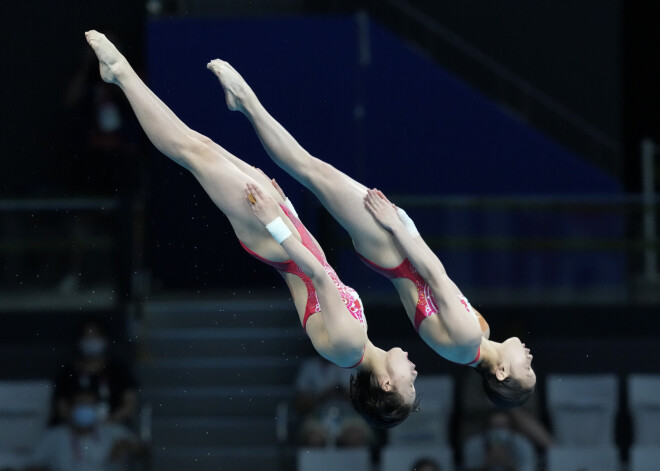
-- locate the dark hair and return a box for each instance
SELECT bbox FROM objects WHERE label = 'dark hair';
[349,370,421,429]
[475,364,535,409]
[411,457,442,471]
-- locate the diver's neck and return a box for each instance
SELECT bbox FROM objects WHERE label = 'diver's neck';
[358,341,387,373]
[477,338,502,369]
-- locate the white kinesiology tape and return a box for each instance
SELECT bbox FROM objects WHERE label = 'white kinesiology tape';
[266,217,292,244]
[283,197,299,218]
[396,207,420,237]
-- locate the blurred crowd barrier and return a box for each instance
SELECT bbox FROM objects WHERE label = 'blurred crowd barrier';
[320,193,659,305]
[0,197,144,307]
[1,194,657,305]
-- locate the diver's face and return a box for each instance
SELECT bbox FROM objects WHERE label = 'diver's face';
[501,337,536,388]
[385,347,418,406]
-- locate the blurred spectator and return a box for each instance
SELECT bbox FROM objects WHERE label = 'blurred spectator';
[457,369,552,450]
[24,385,144,471]
[57,30,144,293]
[60,31,143,197]
[294,357,351,416]
[507,407,553,450]
[463,411,537,471]
[411,457,442,471]
[52,318,137,426]
[294,357,373,448]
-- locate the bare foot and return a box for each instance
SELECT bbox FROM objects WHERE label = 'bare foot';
[206,59,254,113]
[84,30,127,84]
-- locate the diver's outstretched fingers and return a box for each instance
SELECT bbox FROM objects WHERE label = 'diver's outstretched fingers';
[270,178,286,200]
[252,182,269,200]
[365,189,385,209]
[364,190,381,215]
[374,189,395,207]
[251,168,286,200]
[246,184,258,205]
[365,189,401,233]
[246,183,280,225]
[246,182,266,206]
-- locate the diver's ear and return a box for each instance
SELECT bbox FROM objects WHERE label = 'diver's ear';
[495,364,508,381]
[379,376,392,392]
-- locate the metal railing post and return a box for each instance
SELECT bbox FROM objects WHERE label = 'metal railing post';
[641,138,658,282]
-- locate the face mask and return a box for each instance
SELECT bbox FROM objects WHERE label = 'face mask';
[486,428,513,446]
[79,338,107,357]
[72,404,99,428]
[97,102,122,133]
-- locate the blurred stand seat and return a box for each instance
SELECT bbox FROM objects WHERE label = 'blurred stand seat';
[627,375,660,471]
[0,450,28,470]
[629,445,660,471]
[628,374,660,445]
[380,444,454,471]
[297,447,370,471]
[462,413,538,471]
[0,380,51,468]
[546,374,618,446]
[546,445,620,471]
[388,375,453,446]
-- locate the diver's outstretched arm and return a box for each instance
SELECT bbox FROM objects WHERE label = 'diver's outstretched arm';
[247,183,365,363]
[364,189,447,286]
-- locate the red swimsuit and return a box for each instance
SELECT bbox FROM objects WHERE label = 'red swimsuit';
[240,205,366,367]
[358,254,480,366]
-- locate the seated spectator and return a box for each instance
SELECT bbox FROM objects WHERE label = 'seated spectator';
[24,384,144,471]
[411,457,442,471]
[52,318,137,426]
[507,407,553,451]
[463,411,537,471]
[457,369,552,450]
[294,357,373,448]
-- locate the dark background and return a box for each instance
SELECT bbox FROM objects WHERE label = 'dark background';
[0,0,658,352]
[2,1,659,196]
[0,3,658,468]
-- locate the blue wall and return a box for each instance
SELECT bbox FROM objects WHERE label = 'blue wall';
[145,16,622,292]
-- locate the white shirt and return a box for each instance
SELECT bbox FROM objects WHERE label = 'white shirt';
[29,423,136,471]
[463,429,537,471]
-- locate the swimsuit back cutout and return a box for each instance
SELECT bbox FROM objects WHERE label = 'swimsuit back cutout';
[357,254,437,332]
[358,253,480,365]
[240,205,366,335]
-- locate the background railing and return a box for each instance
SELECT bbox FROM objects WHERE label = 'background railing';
[319,193,658,306]
[0,198,143,311]
[1,194,657,305]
